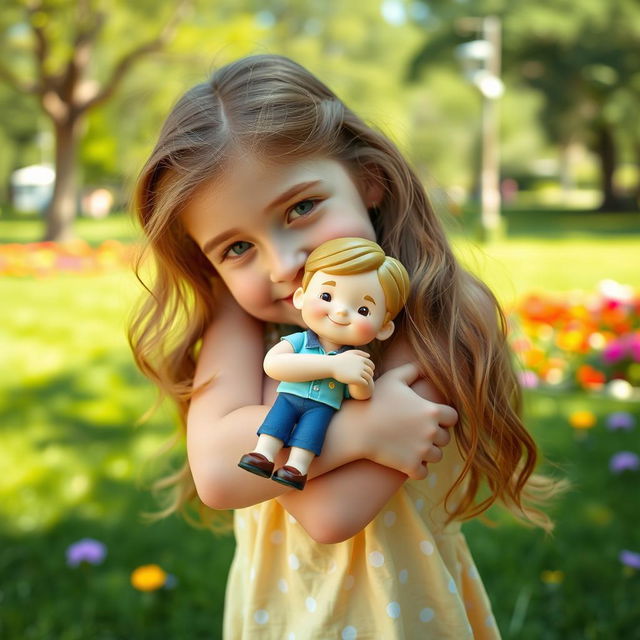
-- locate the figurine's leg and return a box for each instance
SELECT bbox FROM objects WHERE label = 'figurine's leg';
[239,393,298,478]
[272,400,336,490]
[284,447,315,475]
[253,434,284,462]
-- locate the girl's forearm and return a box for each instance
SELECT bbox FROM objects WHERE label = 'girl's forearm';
[187,398,369,510]
[278,461,406,543]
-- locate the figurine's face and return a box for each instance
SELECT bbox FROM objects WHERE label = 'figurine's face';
[293,270,395,346]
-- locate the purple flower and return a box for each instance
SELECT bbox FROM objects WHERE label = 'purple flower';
[630,335,640,363]
[518,370,539,389]
[619,550,640,570]
[609,452,640,474]
[66,538,107,567]
[606,412,636,431]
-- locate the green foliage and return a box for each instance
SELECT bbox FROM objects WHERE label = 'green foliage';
[410,0,640,207]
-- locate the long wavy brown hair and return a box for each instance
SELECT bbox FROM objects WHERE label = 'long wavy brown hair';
[130,54,562,531]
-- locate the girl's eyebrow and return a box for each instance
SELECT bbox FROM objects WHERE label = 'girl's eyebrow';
[202,228,240,256]
[265,180,322,211]
[201,180,323,255]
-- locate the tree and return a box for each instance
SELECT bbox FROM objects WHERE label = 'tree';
[0,0,189,241]
[409,0,640,211]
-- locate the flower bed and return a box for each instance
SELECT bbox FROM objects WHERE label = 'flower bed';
[510,280,640,395]
[0,239,136,277]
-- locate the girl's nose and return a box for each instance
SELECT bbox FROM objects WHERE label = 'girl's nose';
[268,247,307,283]
[334,306,349,317]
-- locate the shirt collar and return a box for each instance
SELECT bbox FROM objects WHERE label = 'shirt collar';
[304,329,353,354]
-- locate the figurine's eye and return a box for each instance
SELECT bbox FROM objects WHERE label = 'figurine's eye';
[320,292,332,302]
[357,306,370,316]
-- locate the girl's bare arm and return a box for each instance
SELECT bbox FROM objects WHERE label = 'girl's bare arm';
[277,375,448,544]
[186,291,454,511]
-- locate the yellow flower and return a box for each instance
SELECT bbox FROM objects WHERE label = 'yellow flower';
[569,410,596,429]
[131,564,167,591]
[541,570,564,584]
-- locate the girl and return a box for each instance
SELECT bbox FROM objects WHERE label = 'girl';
[130,54,561,639]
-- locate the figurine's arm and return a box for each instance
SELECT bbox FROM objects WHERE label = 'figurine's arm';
[264,342,374,386]
[263,340,335,382]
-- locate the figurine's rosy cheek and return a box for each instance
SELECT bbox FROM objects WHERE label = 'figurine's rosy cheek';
[304,297,328,320]
[352,316,377,343]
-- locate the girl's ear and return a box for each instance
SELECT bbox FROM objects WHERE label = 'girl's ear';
[361,164,385,208]
[376,320,395,342]
[293,287,305,310]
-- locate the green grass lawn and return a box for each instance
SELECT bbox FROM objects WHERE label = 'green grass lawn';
[2,210,639,638]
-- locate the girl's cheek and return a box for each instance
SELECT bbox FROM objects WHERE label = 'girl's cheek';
[225,273,267,308]
[310,216,376,247]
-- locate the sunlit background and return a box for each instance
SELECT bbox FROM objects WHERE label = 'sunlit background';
[1,1,639,638]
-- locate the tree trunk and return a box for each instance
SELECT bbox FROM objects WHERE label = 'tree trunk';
[43,118,82,242]
[594,122,629,211]
[634,141,640,208]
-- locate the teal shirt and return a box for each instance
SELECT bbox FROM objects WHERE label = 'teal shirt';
[277,330,352,410]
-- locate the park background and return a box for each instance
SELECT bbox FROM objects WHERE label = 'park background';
[1,0,639,638]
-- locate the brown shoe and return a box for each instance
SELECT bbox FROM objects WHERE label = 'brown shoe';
[238,452,274,478]
[272,465,307,491]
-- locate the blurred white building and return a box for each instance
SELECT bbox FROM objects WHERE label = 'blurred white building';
[11,164,55,213]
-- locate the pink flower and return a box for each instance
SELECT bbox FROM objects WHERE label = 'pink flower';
[602,340,625,364]
[518,370,539,389]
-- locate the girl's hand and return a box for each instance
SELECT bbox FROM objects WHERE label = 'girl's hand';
[359,362,457,479]
[331,350,374,385]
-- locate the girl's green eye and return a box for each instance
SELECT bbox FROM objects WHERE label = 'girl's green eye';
[227,241,252,257]
[289,199,315,220]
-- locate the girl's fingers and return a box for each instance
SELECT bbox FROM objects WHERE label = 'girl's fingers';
[436,404,458,427]
[433,427,452,448]
[390,362,422,386]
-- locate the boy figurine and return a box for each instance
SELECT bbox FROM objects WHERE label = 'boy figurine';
[238,237,410,490]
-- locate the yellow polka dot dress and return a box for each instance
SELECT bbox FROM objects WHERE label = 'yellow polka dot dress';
[223,438,501,639]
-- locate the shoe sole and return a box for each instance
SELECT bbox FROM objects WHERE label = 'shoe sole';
[238,461,273,478]
[271,474,305,491]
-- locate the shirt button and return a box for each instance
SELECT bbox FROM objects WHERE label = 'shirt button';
[328,382,336,389]
[313,386,320,392]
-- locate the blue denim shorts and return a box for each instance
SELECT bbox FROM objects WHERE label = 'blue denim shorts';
[257,392,337,456]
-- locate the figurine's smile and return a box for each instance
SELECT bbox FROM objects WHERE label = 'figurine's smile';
[328,316,349,326]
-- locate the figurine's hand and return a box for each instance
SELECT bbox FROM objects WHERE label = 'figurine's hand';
[331,350,375,386]
[360,362,457,479]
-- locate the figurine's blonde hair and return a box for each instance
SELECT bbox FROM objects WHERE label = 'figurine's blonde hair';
[130,54,564,532]
[301,237,410,323]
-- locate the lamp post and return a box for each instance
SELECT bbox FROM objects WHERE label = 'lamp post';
[456,16,503,242]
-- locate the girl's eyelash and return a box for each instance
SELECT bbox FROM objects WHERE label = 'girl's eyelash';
[220,240,253,261]
[286,198,321,221]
